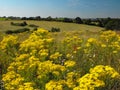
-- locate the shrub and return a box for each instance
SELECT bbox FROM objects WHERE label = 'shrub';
[5,30,14,34]
[28,24,39,28]
[50,27,60,32]
[33,28,38,31]
[5,28,30,34]
[11,21,27,26]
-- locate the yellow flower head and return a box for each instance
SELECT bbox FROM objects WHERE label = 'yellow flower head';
[64,60,76,67]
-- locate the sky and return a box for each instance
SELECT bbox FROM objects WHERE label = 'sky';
[0,0,120,18]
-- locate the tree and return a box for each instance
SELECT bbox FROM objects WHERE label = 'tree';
[46,16,53,21]
[21,17,27,20]
[74,17,83,24]
[63,18,73,23]
[35,16,41,20]
[96,19,104,27]
[28,17,35,20]
[105,19,120,30]
[83,19,92,25]
[102,17,111,27]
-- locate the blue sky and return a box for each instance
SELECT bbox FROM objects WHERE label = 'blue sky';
[0,0,120,18]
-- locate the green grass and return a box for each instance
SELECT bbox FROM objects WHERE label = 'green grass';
[0,17,10,21]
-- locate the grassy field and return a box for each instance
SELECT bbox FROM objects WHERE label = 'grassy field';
[0,20,103,32]
[0,20,104,42]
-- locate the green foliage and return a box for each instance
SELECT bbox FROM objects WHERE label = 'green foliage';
[63,18,73,23]
[28,24,39,28]
[83,19,92,25]
[11,21,27,26]
[5,28,30,34]
[105,19,120,30]
[49,27,60,32]
[74,17,83,24]
[0,17,9,21]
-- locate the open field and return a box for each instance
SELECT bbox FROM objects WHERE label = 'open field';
[0,20,103,32]
[0,20,104,42]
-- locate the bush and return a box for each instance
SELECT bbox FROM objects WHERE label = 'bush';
[33,28,38,31]
[5,28,30,34]
[28,24,39,28]
[49,27,60,32]
[11,21,27,26]
[5,30,14,34]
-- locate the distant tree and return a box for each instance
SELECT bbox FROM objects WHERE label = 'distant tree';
[83,19,92,25]
[21,17,27,20]
[101,17,111,27]
[35,16,41,20]
[28,17,35,20]
[97,21,103,27]
[54,17,58,21]
[96,19,104,27]
[63,18,73,23]
[55,18,64,22]
[46,16,53,21]
[3,16,6,18]
[8,16,19,20]
[74,17,83,24]
[105,19,120,30]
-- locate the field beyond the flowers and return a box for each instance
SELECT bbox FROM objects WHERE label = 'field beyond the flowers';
[0,20,104,42]
[0,20,103,32]
[0,22,120,90]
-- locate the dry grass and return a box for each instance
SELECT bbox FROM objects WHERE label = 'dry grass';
[0,20,103,32]
[0,20,104,42]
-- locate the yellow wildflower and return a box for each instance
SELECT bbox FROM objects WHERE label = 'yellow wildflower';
[64,60,76,67]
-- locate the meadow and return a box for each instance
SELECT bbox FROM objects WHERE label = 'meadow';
[0,20,103,32]
[0,20,120,90]
[0,20,103,41]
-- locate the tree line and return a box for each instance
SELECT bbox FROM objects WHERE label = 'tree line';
[1,16,120,30]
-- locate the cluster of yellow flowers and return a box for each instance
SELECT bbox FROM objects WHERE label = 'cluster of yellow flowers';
[45,80,65,90]
[100,31,120,52]
[2,71,24,89]
[45,71,80,90]
[62,34,82,53]
[1,29,120,90]
[74,65,120,90]
[18,82,34,90]
[2,28,77,90]
[64,60,76,68]
[90,65,120,78]
[100,30,119,43]
[50,52,62,60]
[0,35,18,50]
